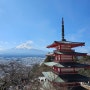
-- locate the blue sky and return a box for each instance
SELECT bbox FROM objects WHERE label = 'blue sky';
[0,0,90,53]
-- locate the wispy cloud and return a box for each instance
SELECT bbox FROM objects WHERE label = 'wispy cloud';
[0,45,5,51]
[75,46,90,54]
[66,28,86,41]
[66,28,90,53]
[0,41,9,45]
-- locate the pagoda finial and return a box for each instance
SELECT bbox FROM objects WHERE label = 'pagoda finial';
[61,17,66,41]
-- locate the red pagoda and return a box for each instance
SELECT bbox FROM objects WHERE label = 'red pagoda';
[42,18,90,87]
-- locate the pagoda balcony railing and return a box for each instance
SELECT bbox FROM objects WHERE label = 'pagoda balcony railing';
[54,49,75,52]
[52,82,80,87]
[52,70,78,75]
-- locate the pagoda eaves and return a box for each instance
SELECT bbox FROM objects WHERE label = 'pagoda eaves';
[54,51,87,56]
[44,62,90,68]
[47,41,85,48]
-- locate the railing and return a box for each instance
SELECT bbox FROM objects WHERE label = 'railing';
[54,49,75,52]
[53,70,78,75]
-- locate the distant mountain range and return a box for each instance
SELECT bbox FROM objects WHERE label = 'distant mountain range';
[0,48,47,56]
[0,41,48,57]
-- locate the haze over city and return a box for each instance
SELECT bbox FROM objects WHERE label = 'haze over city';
[0,0,90,53]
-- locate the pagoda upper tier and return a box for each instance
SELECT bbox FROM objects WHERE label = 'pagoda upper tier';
[47,50,87,56]
[47,41,85,48]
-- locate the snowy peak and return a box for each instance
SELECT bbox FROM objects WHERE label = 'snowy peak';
[16,40,33,49]
[0,40,47,56]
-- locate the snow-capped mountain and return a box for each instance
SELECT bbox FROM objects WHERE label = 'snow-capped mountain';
[0,41,47,56]
[16,40,33,49]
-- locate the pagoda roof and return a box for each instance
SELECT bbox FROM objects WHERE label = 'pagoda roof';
[42,71,64,83]
[59,62,90,68]
[46,51,87,56]
[54,51,87,56]
[42,71,90,83]
[46,52,55,56]
[44,62,90,68]
[44,62,64,67]
[59,73,90,82]
[47,41,85,48]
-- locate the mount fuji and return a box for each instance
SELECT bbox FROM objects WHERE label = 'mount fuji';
[0,41,47,56]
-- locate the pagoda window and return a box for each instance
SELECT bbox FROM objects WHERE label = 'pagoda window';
[55,55,56,60]
[54,67,57,71]
[61,55,73,61]
[53,67,54,70]
[56,46,58,50]
[55,55,58,61]
[59,57,60,61]
[58,45,61,50]
[58,68,60,72]
[61,45,71,50]
[58,55,60,61]
[61,68,76,73]
[56,67,58,72]
[56,45,61,50]
[72,55,74,60]
[53,67,56,71]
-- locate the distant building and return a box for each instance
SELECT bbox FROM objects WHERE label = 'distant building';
[38,77,46,82]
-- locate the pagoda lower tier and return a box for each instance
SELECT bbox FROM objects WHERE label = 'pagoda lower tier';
[44,61,90,74]
[42,71,90,87]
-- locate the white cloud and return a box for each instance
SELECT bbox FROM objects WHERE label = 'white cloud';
[0,46,5,51]
[39,39,46,43]
[66,28,86,41]
[75,46,90,54]
[0,48,4,51]
[66,28,90,54]
[0,41,9,45]
[16,40,33,49]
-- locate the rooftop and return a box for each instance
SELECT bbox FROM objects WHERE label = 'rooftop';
[47,41,85,48]
[42,71,90,83]
[44,62,64,67]
[59,73,90,82]
[44,62,90,68]
[54,51,87,56]
[42,71,64,83]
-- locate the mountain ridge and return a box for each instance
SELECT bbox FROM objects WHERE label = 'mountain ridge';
[0,48,47,56]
